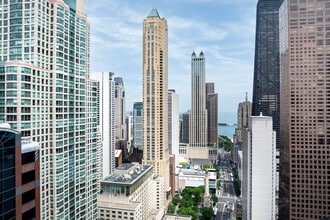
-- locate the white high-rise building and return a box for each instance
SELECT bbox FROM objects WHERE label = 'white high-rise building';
[168,89,179,167]
[242,115,276,220]
[0,0,98,218]
[93,72,116,179]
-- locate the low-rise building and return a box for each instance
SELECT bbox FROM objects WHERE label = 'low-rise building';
[176,166,216,195]
[98,163,163,220]
[98,195,141,220]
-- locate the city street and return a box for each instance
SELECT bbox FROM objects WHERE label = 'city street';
[215,149,236,220]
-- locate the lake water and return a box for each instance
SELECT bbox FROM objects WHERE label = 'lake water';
[218,125,236,139]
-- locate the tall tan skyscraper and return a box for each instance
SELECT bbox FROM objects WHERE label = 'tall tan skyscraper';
[279,1,330,219]
[142,8,170,204]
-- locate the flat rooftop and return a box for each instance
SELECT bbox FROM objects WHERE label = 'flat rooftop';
[102,163,152,184]
[22,139,39,153]
[115,149,122,157]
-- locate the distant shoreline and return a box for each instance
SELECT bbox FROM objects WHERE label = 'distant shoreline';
[218,123,237,126]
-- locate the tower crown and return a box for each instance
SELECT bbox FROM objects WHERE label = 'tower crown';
[199,51,204,58]
[147,8,160,18]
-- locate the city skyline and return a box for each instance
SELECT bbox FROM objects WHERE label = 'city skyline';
[85,0,257,122]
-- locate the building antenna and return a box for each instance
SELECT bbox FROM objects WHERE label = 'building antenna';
[154,0,157,9]
[245,92,248,102]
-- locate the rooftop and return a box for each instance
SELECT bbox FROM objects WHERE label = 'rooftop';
[22,139,40,153]
[114,77,124,85]
[102,163,152,184]
[115,149,122,158]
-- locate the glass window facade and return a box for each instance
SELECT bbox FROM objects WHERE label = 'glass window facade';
[0,129,20,220]
[252,0,283,146]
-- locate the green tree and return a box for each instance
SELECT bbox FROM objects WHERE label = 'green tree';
[172,194,180,206]
[167,203,175,214]
[217,180,222,189]
[218,135,232,151]
[232,167,238,179]
[211,195,218,207]
[213,163,220,179]
[179,197,195,208]
[200,207,215,220]
[203,163,212,169]
[178,207,197,220]
[233,180,241,196]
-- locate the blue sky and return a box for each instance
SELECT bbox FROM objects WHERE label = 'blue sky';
[86,0,257,123]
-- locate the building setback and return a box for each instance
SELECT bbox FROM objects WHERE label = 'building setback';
[0,1,99,218]
[142,8,170,203]
[279,0,330,219]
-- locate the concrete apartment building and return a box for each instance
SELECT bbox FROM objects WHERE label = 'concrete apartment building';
[242,116,276,220]
[142,8,170,202]
[168,89,180,167]
[0,0,99,218]
[95,72,116,179]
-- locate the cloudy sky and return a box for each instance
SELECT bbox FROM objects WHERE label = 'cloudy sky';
[86,0,257,123]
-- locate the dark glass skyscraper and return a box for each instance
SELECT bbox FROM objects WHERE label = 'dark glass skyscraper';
[252,0,283,146]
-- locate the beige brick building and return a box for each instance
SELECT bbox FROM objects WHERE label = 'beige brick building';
[142,8,170,204]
